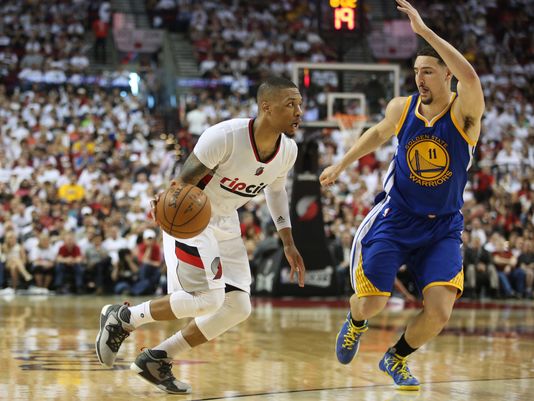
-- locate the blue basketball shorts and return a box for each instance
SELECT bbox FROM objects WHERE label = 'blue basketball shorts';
[349,196,464,298]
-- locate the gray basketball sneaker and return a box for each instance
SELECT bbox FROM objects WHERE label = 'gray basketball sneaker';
[95,304,134,367]
[130,349,192,394]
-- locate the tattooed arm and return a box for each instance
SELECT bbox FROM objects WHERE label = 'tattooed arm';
[150,153,212,221]
[174,152,212,186]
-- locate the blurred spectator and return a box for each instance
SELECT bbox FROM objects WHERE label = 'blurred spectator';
[85,233,112,294]
[516,239,534,298]
[492,235,524,298]
[130,229,162,295]
[102,226,129,268]
[240,211,262,239]
[1,230,31,290]
[185,104,209,137]
[29,232,56,291]
[58,173,85,203]
[55,232,84,294]
[464,235,498,299]
[112,248,139,295]
[92,17,109,63]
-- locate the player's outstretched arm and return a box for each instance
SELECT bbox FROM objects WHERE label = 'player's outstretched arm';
[319,97,406,186]
[396,0,484,125]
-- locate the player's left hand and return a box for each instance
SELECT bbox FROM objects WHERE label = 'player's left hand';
[396,0,429,35]
[284,245,306,287]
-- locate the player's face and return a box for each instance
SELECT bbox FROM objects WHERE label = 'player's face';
[414,56,450,105]
[269,88,303,137]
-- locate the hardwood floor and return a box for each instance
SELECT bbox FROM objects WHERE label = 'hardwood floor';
[1,295,532,400]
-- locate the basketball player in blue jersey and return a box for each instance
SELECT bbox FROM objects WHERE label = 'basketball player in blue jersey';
[320,0,484,391]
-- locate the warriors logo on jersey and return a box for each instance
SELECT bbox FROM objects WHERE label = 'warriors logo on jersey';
[406,134,452,186]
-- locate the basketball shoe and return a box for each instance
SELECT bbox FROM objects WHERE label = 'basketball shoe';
[130,349,192,394]
[378,347,420,390]
[95,303,134,367]
[335,312,368,364]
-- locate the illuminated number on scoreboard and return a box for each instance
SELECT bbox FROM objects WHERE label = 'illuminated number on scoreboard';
[330,0,358,31]
[334,8,354,30]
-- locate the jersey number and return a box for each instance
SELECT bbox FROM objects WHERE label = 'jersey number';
[428,148,437,159]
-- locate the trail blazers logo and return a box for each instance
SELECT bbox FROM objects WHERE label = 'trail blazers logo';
[406,135,452,186]
[296,196,319,221]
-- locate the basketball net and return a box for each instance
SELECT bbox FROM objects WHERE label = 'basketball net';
[333,113,367,150]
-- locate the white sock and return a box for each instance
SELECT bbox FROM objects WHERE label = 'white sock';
[128,301,156,329]
[153,331,192,358]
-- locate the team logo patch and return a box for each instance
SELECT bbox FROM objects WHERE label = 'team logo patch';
[406,135,452,186]
[255,167,264,176]
[296,196,319,221]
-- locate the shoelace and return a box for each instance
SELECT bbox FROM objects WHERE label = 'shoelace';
[342,321,368,349]
[157,360,174,380]
[106,324,130,352]
[385,355,414,380]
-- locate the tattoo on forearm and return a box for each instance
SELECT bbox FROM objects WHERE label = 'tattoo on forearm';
[178,154,212,185]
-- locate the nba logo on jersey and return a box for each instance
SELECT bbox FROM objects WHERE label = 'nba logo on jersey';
[255,167,264,176]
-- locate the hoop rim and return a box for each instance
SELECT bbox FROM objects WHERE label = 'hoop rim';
[332,113,367,130]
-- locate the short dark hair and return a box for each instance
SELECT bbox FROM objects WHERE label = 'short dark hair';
[416,45,445,66]
[257,76,298,102]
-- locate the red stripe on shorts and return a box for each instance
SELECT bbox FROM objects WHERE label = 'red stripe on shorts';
[175,247,204,269]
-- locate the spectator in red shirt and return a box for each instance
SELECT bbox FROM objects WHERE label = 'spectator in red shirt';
[130,229,162,295]
[92,18,109,63]
[473,166,494,204]
[239,211,261,238]
[55,232,84,294]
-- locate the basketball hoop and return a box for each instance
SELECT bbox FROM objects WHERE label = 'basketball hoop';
[333,113,367,148]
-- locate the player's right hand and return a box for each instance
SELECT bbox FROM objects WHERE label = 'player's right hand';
[150,180,179,222]
[396,0,429,36]
[149,195,160,223]
[319,164,343,187]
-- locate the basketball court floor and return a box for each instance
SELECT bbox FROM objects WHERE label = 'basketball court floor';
[1,294,532,401]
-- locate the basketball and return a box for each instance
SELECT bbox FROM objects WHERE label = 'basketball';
[155,183,211,239]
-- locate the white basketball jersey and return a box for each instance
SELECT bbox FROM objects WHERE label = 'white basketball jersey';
[193,118,297,217]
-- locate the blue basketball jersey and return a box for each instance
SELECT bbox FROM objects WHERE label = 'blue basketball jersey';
[383,93,476,216]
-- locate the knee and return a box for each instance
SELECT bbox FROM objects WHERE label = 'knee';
[169,287,225,318]
[197,288,225,315]
[226,291,252,323]
[424,305,452,328]
[352,295,388,320]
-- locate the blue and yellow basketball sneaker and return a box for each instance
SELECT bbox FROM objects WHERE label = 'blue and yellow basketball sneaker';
[378,348,420,390]
[335,313,368,364]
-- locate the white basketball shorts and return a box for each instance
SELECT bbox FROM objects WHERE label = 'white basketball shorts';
[163,213,251,294]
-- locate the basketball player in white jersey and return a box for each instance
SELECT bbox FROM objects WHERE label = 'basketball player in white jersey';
[95,76,306,394]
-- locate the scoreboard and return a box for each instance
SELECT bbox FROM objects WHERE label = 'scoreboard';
[331,0,357,31]
[318,0,364,35]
